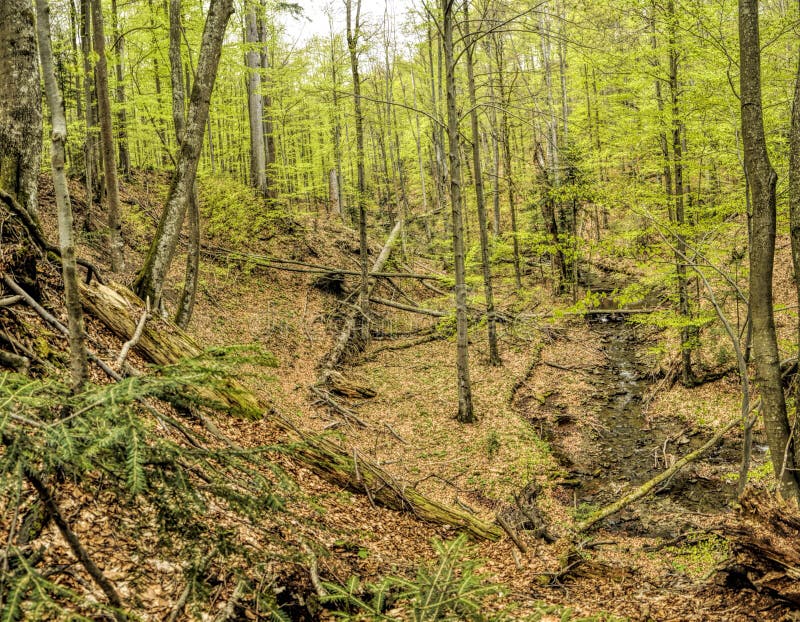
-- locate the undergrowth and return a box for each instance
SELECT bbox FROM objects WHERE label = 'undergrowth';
[0,347,298,619]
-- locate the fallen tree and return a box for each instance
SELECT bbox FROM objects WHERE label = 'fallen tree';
[319,217,404,373]
[575,414,741,532]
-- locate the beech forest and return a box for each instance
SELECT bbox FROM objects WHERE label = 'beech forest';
[2,0,800,618]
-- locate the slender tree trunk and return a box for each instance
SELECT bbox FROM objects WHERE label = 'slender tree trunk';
[133,0,234,308]
[328,18,345,220]
[80,0,99,210]
[495,44,522,288]
[346,0,371,344]
[739,0,800,502]
[788,0,800,468]
[258,18,276,199]
[35,0,89,391]
[443,0,475,423]
[488,59,501,237]
[0,0,42,220]
[464,4,500,366]
[91,0,124,272]
[667,0,694,386]
[111,0,129,176]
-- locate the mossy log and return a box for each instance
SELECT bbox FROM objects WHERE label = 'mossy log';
[276,416,502,541]
[79,280,500,540]
[79,280,261,417]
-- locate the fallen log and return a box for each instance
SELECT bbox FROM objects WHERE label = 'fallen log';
[320,217,404,372]
[78,280,500,540]
[78,280,261,418]
[369,296,447,317]
[575,414,741,532]
[273,415,501,541]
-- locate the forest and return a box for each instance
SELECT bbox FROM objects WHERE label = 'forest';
[1,0,800,618]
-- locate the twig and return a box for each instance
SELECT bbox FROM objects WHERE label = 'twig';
[0,295,23,307]
[166,549,217,622]
[115,297,150,368]
[301,542,328,598]
[496,514,528,554]
[214,578,246,622]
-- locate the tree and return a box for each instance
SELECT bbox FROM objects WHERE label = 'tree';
[442,0,475,422]
[245,0,267,196]
[35,0,89,391]
[91,0,124,272]
[169,0,200,328]
[739,0,800,502]
[345,0,371,345]
[464,0,500,366]
[0,0,42,220]
[133,0,235,309]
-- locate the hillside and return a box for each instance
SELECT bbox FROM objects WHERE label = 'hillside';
[2,170,799,620]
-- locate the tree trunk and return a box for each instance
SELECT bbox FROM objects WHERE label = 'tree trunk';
[91,0,124,272]
[80,0,99,207]
[133,0,233,309]
[443,0,475,423]
[245,0,267,196]
[739,0,800,502]
[464,5,500,366]
[111,0,129,176]
[0,0,42,220]
[667,0,694,386]
[789,1,800,473]
[35,0,89,391]
[346,0,371,345]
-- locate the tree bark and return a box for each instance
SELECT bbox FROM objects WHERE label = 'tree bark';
[346,0,371,345]
[464,4,500,366]
[0,0,42,220]
[245,0,267,196]
[789,0,800,476]
[443,0,475,423]
[133,0,234,308]
[91,0,124,272]
[739,0,800,502]
[111,0,130,176]
[35,0,89,391]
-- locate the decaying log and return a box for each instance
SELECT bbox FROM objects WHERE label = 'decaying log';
[322,370,376,399]
[78,280,261,418]
[320,218,403,372]
[715,491,800,606]
[273,414,502,541]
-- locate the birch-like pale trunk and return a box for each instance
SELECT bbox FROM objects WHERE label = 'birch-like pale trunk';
[35,0,89,391]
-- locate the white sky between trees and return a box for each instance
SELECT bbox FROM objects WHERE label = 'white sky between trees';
[279,0,417,44]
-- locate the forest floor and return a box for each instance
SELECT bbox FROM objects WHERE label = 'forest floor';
[11,172,800,620]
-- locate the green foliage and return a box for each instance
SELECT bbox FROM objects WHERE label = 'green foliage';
[322,535,503,621]
[666,535,729,579]
[199,175,299,247]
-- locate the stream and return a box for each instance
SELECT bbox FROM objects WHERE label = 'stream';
[546,312,741,533]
